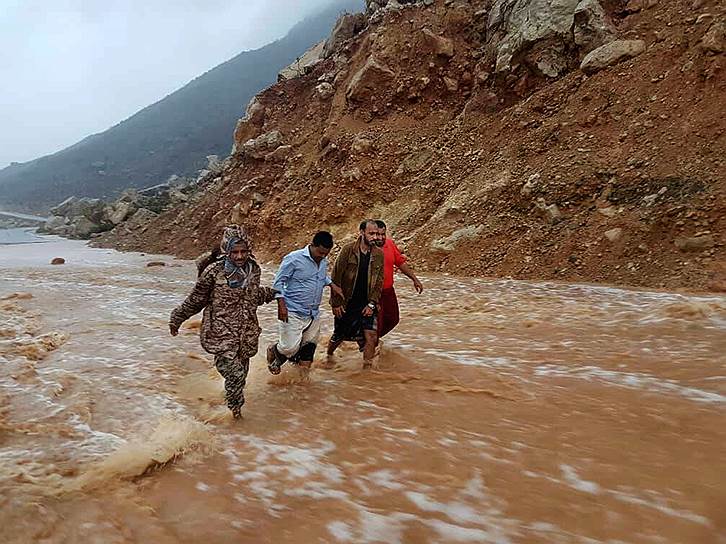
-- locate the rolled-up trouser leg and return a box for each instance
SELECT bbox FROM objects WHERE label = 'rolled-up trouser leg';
[278,315,321,362]
[214,352,249,413]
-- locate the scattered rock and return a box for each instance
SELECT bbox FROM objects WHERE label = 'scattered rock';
[346,57,396,103]
[50,257,65,265]
[431,225,484,251]
[342,167,364,182]
[700,19,725,54]
[146,261,166,267]
[323,13,367,58]
[604,227,624,242]
[395,149,434,178]
[597,206,618,217]
[536,198,563,224]
[352,135,374,154]
[242,131,284,159]
[422,28,455,58]
[581,40,646,74]
[265,145,293,163]
[443,76,459,92]
[675,235,715,252]
[316,82,335,100]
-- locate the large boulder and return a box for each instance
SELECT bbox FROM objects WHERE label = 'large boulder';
[573,0,617,54]
[241,131,284,160]
[123,208,158,231]
[486,0,614,78]
[232,97,266,154]
[278,41,325,81]
[701,19,725,54]
[40,215,70,235]
[323,13,367,58]
[580,39,646,74]
[346,56,396,104]
[105,200,138,225]
[50,196,105,223]
[69,216,103,239]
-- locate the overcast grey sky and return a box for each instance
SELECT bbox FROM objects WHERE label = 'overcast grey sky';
[0,0,338,168]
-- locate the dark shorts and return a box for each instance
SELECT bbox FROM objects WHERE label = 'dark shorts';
[331,307,378,343]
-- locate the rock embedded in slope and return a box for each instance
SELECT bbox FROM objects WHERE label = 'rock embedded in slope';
[346,57,396,104]
[422,28,455,58]
[241,131,284,160]
[580,40,646,74]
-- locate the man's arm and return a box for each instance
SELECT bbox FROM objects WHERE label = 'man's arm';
[330,247,347,316]
[169,268,216,335]
[399,262,423,294]
[272,254,297,321]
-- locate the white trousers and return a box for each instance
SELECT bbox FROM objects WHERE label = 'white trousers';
[277,314,321,358]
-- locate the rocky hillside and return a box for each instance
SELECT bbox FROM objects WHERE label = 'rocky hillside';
[0,0,362,212]
[96,0,726,292]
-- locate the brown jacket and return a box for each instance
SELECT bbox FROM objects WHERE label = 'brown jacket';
[330,239,384,308]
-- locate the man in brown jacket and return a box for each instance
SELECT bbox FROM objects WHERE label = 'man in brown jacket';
[327,219,384,367]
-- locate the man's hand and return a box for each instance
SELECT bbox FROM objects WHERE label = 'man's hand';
[412,277,424,294]
[330,283,344,299]
[277,299,289,323]
[169,323,179,336]
[362,306,374,317]
[333,306,345,318]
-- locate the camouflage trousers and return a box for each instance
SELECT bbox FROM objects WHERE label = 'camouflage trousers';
[214,351,250,415]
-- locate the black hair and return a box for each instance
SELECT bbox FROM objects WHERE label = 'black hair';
[359,219,377,231]
[375,220,386,229]
[312,230,334,249]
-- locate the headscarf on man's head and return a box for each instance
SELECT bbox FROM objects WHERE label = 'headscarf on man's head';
[220,225,253,254]
[220,225,254,289]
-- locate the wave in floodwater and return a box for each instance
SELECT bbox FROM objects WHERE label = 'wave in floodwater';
[0,238,724,544]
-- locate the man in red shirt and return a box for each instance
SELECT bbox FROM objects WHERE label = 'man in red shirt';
[374,220,423,337]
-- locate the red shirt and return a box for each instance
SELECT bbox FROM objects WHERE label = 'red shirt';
[381,238,406,290]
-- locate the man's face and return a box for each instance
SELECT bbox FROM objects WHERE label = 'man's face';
[309,244,331,263]
[361,223,380,247]
[229,243,250,267]
[375,227,387,247]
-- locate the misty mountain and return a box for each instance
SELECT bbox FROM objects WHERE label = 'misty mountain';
[0,0,362,212]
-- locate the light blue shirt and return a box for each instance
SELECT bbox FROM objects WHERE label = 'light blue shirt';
[272,246,332,319]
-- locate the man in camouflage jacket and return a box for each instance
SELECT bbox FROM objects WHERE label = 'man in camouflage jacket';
[169,225,276,418]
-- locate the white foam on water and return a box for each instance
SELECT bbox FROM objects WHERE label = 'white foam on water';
[609,490,711,527]
[425,518,513,543]
[560,464,601,495]
[535,364,726,404]
[327,521,354,542]
[405,491,483,524]
[365,469,405,491]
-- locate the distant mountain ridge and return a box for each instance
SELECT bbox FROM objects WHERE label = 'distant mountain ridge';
[0,0,362,212]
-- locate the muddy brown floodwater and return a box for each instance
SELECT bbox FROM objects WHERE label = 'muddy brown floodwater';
[1,238,724,543]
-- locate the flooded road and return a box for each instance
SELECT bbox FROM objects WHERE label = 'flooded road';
[1,238,724,543]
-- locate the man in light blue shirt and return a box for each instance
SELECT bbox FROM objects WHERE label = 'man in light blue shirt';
[266,231,342,373]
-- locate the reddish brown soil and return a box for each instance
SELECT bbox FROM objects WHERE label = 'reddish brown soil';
[95,0,726,292]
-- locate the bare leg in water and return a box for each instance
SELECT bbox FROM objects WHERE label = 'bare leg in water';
[362,330,378,368]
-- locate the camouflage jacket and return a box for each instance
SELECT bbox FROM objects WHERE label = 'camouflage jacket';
[170,260,276,357]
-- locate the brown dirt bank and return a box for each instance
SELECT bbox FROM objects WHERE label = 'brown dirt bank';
[93,0,726,292]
